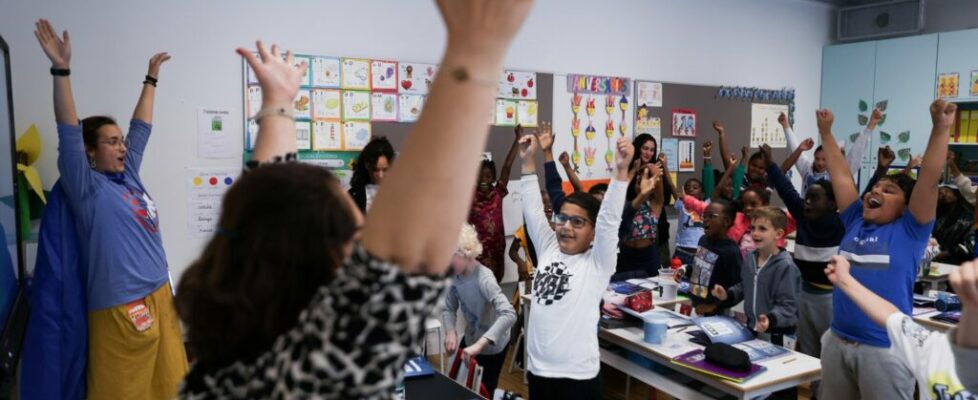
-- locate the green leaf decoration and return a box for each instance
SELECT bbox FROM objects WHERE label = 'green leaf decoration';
[859,100,868,112]
[898,131,910,143]
[875,100,888,112]
[897,148,911,161]
[849,132,860,143]
[880,131,891,144]
[878,114,887,126]
[858,114,868,126]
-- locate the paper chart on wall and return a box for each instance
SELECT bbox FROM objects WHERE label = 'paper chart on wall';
[671,109,697,137]
[635,105,661,144]
[311,57,341,88]
[398,62,437,95]
[398,94,424,122]
[341,58,371,90]
[312,89,342,120]
[495,99,518,126]
[371,60,398,91]
[342,91,371,120]
[636,81,662,108]
[750,103,788,148]
[371,92,398,121]
[343,121,372,150]
[938,72,959,99]
[245,86,262,119]
[294,55,312,87]
[661,138,679,171]
[552,74,634,181]
[196,108,235,159]
[498,71,537,100]
[517,101,538,127]
[186,168,239,238]
[293,89,312,120]
[678,140,695,172]
[295,121,312,150]
[313,120,343,151]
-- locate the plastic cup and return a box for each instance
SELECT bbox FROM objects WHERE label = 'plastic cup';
[643,314,669,344]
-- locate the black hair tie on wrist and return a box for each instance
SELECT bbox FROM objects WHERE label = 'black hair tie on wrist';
[144,75,158,87]
[50,68,70,76]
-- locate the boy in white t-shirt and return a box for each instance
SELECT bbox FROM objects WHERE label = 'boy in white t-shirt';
[516,130,633,400]
[824,255,978,398]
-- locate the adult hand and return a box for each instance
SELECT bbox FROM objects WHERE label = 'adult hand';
[237,41,306,107]
[34,19,71,69]
[146,52,171,79]
[436,0,534,58]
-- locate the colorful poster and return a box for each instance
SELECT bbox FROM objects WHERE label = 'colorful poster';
[636,81,663,108]
[311,56,341,88]
[498,70,537,100]
[566,74,631,95]
[293,89,312,120]
[312,120,343,151]
[398,94,424,122]
[516,100,538,127]
[399,62,437,95]
[197,108,234,159]
[661,138,679,171]
[678,140,695,172]
[342,90,371,120]
[295,121,312,150]
[186,168,239,238]
[343,121,372,150]
[294,55,312,87]
[371,92,398,121]
[635,105,661,140]
[245,85,262,119]
[750,103,788,148]
[341,58,371,90]
[938,72,959,98]
[971,71,978,97]
[371,60,398,91]
[672,109,697,137]
[312,89,342,120]
[553,74,635,181]
[495,99,518,126]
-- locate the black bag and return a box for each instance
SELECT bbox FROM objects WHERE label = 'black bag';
[704,343,751,372]
[0,285,29,381]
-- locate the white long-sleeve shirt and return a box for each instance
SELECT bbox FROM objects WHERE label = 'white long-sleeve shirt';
[954,173,976,206]
[785,126,872,193]
[522,174,626,379]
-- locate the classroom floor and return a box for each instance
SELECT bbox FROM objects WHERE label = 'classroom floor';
[427,343,814,400]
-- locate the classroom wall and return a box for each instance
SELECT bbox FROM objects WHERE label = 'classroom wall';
[0,0,835,282]
[923,0,978,34]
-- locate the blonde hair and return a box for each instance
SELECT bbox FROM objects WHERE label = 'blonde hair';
[457,224,484,258]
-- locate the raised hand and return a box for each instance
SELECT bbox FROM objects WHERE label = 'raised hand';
[518,133,538,160]
[799,138,815,151]
[34,19,71,68]
[558,151,570,166]
[711,284,728,301]
[614,136,634,173]
[703,141,714,157]
[740,146,749,164]
[777,112,789,130]
[754,315,770,333]
[435,0,533,58]
[638,166,655,195]
[760,144,773,166]
[930,99,958,131]
[657,153,668,169]
[712,120,725,135]
[877,146,896,168]
[146,52,171,79]
[537,121,554,152]
[816,109,834,132]
[237,41,306,107]
[869,108,883,125]
[823,255,852,286]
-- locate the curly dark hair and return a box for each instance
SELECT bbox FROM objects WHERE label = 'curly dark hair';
[350,137,395,191]
[176,163,358,371]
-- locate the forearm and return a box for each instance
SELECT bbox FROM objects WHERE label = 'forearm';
[819,124,858,209]
[543,161,565,210]
[53,76,78,125]
[703,162,715,199]
[564,161,584,192]
[846,126,873,173]
[131,83,157,123]
[251,100,298,162]
[909,125,951,222]
[731,164,745,199]
[499,138,520,184]
[781,146,804,174]
[836,276,898,327]
[958,308,978,349]
[718,133,732,170]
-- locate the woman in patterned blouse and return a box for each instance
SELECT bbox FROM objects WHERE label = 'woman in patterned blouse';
[175,0,534,398]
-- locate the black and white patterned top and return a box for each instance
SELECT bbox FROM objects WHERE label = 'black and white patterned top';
[179,245,446,399]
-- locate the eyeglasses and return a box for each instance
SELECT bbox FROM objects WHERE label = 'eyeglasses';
[555,213,590,228]
[98,137,127,148]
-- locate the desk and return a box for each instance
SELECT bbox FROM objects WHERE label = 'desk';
[599,326,821,400]
[405,371,481,399]
[913,309,956,333]
[918,262,959,292]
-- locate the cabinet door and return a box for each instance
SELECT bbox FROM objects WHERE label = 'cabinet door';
[874,34,939,168]
[821,41,877,186]
[937,29,978,102]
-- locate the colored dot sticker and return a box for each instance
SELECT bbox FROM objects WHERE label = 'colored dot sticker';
[224,177,233,185]
[193,177,203,186]
[209,177,218,186]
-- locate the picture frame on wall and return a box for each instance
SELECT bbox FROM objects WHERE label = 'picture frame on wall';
[671,109,697,137]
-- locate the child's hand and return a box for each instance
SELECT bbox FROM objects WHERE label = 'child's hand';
[869,108,883,126]
[614,136,634,172]
[777,112,789,130]
[518,133,538,159]
[712,120,725,135]
[711,284,728,301]
[907,154,923,170]
[950,259,978,309]
[740,146,749,165]
[816,109,834,132]
[536,122,553,151]
[703,141,714,157]
[799,138,815,151]
[602,301,624,319]
[930,99,957,131]
[558,151,570,166]
[728,154,738,166]
[877,146,896,168]
[754,314,770,333]
[824,255,852,285]
[638,166,655,195]
[760,144,773,166]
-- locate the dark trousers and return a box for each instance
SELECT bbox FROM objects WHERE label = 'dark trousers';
[460,337,507,395]
[527,371,601,400]
[616,244,659,276]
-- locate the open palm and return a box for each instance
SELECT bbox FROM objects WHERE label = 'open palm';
[34,19,71,68]
[237,41,305,106]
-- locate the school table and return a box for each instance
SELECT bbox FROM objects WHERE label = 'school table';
[598,324,821,400]
[404,370,481,399]
[918,262,959,292]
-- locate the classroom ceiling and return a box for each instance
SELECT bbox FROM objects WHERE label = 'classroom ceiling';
[807,0,912,5]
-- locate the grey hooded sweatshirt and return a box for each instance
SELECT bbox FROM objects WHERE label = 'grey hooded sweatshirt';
[722,249,800,332]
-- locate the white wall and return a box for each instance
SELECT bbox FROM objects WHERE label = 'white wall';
[0,0,834,281]
[924,0,978,34]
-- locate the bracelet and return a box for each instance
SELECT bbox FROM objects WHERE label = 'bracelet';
[143,80,157,87]
[703,156,712,160]
[50,68,70,76]
[252,106,294,122]
[145,75,158,84]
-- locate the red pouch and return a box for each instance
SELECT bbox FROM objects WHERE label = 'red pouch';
[626,291,654,312]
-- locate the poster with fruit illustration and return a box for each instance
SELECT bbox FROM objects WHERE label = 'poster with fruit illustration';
[312,89,342,120]
[311,57,341,88]
[371,60,398,91]
[552,74,633,181]
[371,92,398,121]
[313,120,343,151]
[498,71,537,100]
[342,91,371,120]
[341,58,371,90]
[496,99,518,126]
[398,94,425,122]
[293,89,312,120]
[398,62,438,95]
[517,101,538,127]
[343,121,372,150]
[294,55,312,87]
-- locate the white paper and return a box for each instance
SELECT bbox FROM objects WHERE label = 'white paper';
[342,90,371,120]
[398,94,424,122]
[343,121,372,150]
[398,62,437,95]
[678,140,696,172]
[517,100,538,127]
[371,60,398,91]
[341,58,371,90]
[371,92,398,121]
[197,108,234,159]
[312,89,342,120]
[750,103,789,148]
[293,89,312,119]
[186,168,239,238]
[311,57,341,88]
[636,81,663,107]
[498,70,537,100]
[312,120,343,150]
[295,121,312,150]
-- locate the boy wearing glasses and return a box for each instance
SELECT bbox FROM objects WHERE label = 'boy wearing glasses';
[516,131,631,400]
